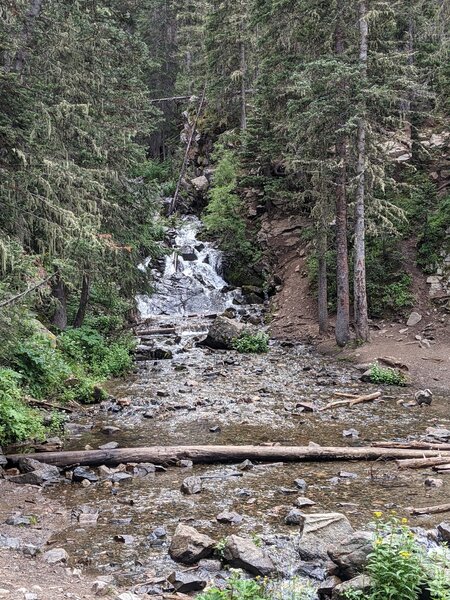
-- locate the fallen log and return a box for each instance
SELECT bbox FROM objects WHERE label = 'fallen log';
[408,503,450,516]
[374,441,450,451]
[6,445,450,469]
[397,456,450,470]
[434,464,450,472]
[320,392,382,411]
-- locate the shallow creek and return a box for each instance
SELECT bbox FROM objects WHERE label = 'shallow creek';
[47,336,450,585]
[46,217,450,586]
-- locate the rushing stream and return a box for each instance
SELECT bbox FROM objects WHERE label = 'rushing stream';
[47,217,450,590]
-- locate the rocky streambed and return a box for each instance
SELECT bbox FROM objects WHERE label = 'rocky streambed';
[16,324,443,595]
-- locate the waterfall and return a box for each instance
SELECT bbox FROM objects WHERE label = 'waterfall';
[136,217,240,318]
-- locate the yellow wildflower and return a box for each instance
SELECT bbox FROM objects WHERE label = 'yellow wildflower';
[375,537,383,546]
[374,511,383,518]
[401,518,408,524]
[399,551,411,558]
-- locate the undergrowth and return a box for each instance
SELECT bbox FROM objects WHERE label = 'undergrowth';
[368,364,408,386]
[232,331,269,354]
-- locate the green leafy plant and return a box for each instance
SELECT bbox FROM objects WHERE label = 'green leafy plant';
[215,537,228,558]
[0,369,45,444]
[368,364,407,386]
[232,331,269,354]
[426,547,450,600]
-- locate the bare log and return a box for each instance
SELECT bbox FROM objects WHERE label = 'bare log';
[434,464,450,472]
[408,503,450,516]
[397,456,450,470]
[6,445,450,469]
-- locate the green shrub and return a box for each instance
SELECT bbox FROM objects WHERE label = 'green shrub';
[232,331,269,354]
[344,513,450,600]
[368,364,408,386]
[0,369,45,444]
[198,570,316,600]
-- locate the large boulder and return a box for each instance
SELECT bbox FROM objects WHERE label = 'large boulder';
[168,571,207,593]
[222,535,275,576]
[169,524,215,564]
[9,457,61,486]
[202,316,247,350]
[296,513,354,561]
[437,522,450,543]
[332,575,372,600]
[328,531,373,580]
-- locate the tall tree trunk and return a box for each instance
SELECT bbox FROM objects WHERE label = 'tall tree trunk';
[51,272,68,331]
[73,273,91,328]
[354,0,370,342]
[334,8,350,347]
[240,40,247,131]
[317,228,329,335]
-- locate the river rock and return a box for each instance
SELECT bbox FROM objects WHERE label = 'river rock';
[296,513,354,560]
[222,535,275,576]
[318,576,342,599]
[9,458,61,486]
[0,447,6,467]
[0,534,21,549]
[98,441,119,450]
[169,524,215,564]
[437,522,450,543]
[331,575,372,600]
[181,476,202,495]
[43,548,69,564]
[294,479,308,492]
[425,427,450,441]
[191,175,209,192]
[285,509,303,525]
[202,316,247,350]
[415,389,433,406]
[294,497,316,508]
[72,466,99,483]
[168,571,207,593]
[328,531,373,580]
[133,463,156,477]
[216,511,243,524]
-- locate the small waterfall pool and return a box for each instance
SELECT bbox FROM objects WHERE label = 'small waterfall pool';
[137,217,241,318]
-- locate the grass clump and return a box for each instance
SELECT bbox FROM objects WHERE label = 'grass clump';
[232,331,269,354]
[368,364,407,386]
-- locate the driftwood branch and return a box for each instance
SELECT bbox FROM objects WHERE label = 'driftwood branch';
[373,441,450,451]
[397,456,450,470]
[6,445,450,469]
[0,274,55,309]
[149,95,193,103]
[320,391,382,411]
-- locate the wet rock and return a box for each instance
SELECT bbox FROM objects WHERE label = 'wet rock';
[294,497,316,508]
[101,426,121,435]
[133,463,156,477]
[136,346,173,361]
[342,429,359,439]
[332,575,372,600]
[180,246,198,261]
[75,505,99,526]
[407,312,422,327]
[114,535,135,545]
[437,522,450,543]
[202,316,247,350]
[237,459,254,471]
[285,509,303,525]
[148,526,167,547]
[98,441,119,450]
[425,427,450,441]
[181,476,202,495]
[111,472,133,483]
[72,466,99,483]
[43,548,69,564]
[328,531,373,580]
[297,513,354,561]
[294,479,308,492]
[168,571,207,593]
[0,534,21,549]
[9,458,61,486]
[425,477,443,488]
[5,515,32,527]
[65,422,93,435]
[177,460,193,469]
[216,511,243,524]
[223,535,275,576]
[415,389,433,406]
[318,576,342,599]
[169,524,215,564]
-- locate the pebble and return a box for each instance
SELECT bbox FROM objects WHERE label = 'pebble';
[294,479,308,492]
[98,441,119,450]
[43,548,69,564]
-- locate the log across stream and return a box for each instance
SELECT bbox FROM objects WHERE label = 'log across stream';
[7,444,450,468]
